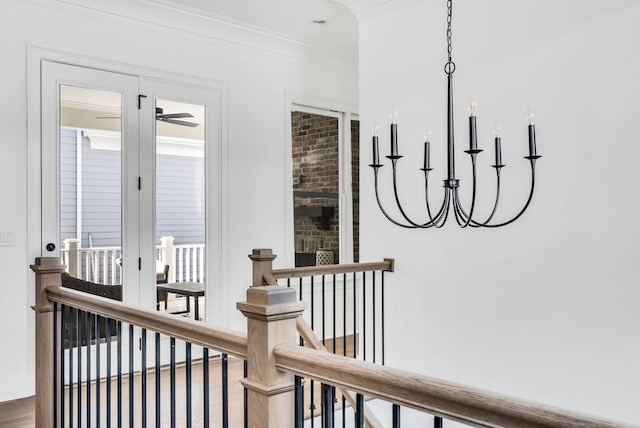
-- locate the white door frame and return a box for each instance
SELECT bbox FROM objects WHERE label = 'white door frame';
[28,46,228,326]
[284,95,359,265]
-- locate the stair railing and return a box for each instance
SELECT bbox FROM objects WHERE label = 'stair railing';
[31,257,247,427]
[32,253,634,428]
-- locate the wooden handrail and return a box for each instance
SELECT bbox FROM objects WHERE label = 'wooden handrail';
[271,258,394,280]
[274,344,633,428]
[46,286,248,359]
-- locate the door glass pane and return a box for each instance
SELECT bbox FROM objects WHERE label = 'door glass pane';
[59,85,123,287]
[155,99,206,319]
[291,111,340,266]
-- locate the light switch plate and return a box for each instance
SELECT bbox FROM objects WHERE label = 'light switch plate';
[0,229,16,246]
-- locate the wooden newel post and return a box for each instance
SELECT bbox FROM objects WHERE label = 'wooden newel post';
[249,248,277,286]
[30,257,65,427]
[239,249,306,427]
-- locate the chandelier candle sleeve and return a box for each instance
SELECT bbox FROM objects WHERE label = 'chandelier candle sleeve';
[494,124,502,165]
[390,111,398,156]
[423,131,431,169]
[469,115,478,151]
[494,136,502,166]
[372,132,380,165]
[528,125,536,157]
[469,99,478,151]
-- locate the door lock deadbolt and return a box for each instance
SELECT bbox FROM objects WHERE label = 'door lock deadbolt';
[46,243,56,252]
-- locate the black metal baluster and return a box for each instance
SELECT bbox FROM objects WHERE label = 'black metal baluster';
[129,324,134,428]
[117,320,122,428]
[373,271,376,364]
[331,274,337,428]
[342,273,347,428]
[96,316,101,428]
[77,309,82,428]
[155,332,161,428]
[106,318,112,428]
[332,274,336,355]
[53,302,58,428]
[86,311,91,428]
[299,277,304,349]
[382,271,386,366]
[352,273,356,360]
[363,273,367,362]
[203,348,209,428]
[186,342,192,428]
[392,404,400,428]
[60,304,66,428]
[355,393,364,428]
[142,329,147,428]
[435,416,443,428]
[69,308,74,428]
[243,360,248,428]
[310,276,316,426]
[322,274,326,347]
[321,384,334,428]
[222,353,229,428]
[295,376,304,428]
[342,273,347,357]
[170,337,176,428]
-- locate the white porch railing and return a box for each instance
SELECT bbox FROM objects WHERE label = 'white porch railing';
[61,236,205,285]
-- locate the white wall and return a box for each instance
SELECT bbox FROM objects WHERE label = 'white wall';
[0,0,357,401]
[357,0,639,424]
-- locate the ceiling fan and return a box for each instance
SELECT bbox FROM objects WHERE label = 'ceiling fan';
[155,107,199,127]
[96,107,199,127]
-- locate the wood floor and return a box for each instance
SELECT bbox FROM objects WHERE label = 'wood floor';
[0,355,245,428]
[0,335,357,427]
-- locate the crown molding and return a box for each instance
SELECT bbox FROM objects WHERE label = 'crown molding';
[334,0,420,22]
[16,0,358,75]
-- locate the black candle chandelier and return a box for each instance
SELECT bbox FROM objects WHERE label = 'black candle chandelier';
[370,0,541,229]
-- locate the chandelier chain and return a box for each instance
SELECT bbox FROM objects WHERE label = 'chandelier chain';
[445,0,455,75]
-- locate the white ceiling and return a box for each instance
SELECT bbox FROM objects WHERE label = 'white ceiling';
[144,0,360,56]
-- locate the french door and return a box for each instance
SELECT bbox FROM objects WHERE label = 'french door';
[41,61,220,315]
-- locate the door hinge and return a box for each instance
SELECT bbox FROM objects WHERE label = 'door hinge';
[138,94,147,109]
[138,177,141,190]
[138,257,142,271]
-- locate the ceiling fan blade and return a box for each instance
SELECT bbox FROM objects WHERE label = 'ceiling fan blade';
[157,112,194,119]
[161,118,200,127]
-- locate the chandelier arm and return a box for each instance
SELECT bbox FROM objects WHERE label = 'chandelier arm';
[451,189,470,225]
[452,191,465,226]
[424,175,451,227]
[475,160,537,228]
[453,160,478,228]
[391,165,443,228]
[432,188,452,228]
[438,189,452,226]
[424,175,435,222]
[456,172,502,227]
[373,169,419,229]
[478,173,502,226]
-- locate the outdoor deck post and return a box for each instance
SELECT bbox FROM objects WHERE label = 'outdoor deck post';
[238,249,305,427]
[63,238,79,278]
[160,236,176,283]
[31,257,65,427]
